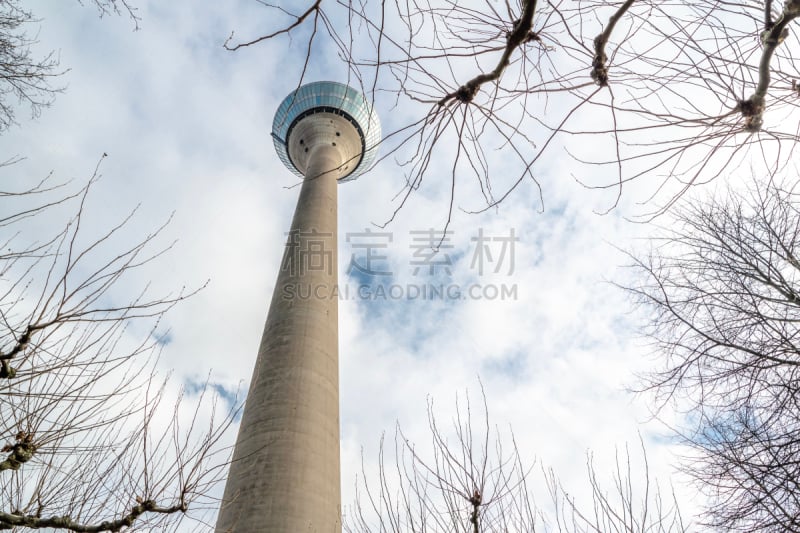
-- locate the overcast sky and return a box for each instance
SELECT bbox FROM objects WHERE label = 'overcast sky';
[3,0,708,528]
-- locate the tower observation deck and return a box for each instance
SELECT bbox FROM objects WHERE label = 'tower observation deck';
[215,82,380,532]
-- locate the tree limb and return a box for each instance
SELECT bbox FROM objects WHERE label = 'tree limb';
[437,0,538,106]
[591,0,636,86]
[223,0,322,51]
[738,0,800,131]
[0,500,186,532]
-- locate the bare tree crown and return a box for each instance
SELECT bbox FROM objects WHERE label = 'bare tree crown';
[227,0,800,223]
[0,161,235,532]
[628,181,800,531]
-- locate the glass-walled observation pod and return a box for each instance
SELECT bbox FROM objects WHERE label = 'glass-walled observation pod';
[272,81,381,182]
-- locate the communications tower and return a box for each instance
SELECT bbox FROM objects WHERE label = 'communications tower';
[215,82,380,532]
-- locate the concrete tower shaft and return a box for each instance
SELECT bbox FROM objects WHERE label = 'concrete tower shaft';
[215,82,379,533]
[216,143,341,532]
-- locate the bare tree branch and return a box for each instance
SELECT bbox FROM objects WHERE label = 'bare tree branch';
[0,160,237,531]
[626,177,800,530]
[591,0,636,86]
[0,500,185,532]
[228,0,800,221]
[345,386,687,532]
[0,0,141,132]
